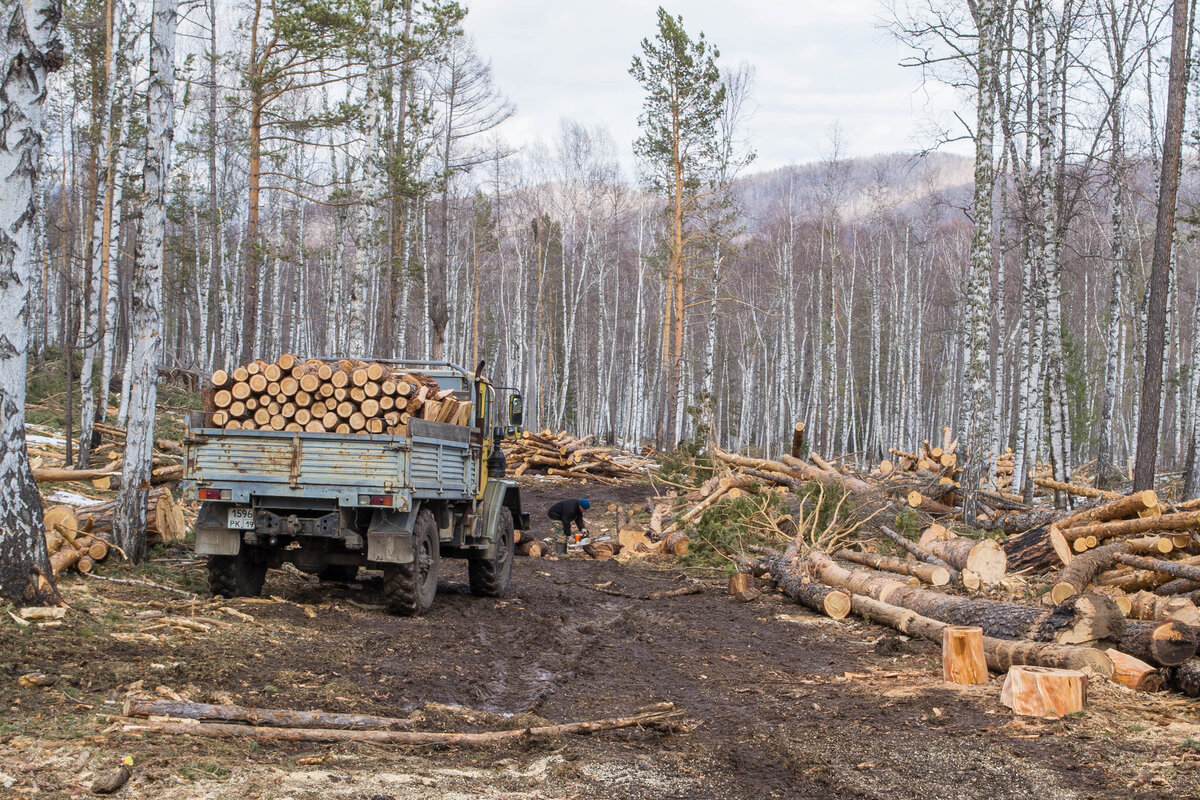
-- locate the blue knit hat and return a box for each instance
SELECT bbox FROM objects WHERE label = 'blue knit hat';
[579,498,590,510]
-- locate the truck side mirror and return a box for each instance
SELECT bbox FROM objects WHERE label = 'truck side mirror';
[509,395,523,428]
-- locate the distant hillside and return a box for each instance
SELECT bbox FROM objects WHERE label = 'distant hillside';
[734,151,975,224]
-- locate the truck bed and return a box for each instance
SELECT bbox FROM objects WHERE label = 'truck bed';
[185,418,478,507]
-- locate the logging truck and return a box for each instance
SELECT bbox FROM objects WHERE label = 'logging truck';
[183,360,529,615]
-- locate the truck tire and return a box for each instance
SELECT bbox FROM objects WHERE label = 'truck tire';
[382,509,439,616]
[208,550,267,598]
[469,508,514,597]
[317,565,359,583]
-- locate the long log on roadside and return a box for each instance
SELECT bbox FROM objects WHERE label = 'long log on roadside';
[33,467,120,483]
[1112,553,1200,585]
[1060,511,1200,545]
[806,552,1124,646]
[120,703,685,745]
[1057,490,1160,530]
[844,594,1114,678]
[1034,477,1122,501]
[834,549,950,586]
[123,698,414,729]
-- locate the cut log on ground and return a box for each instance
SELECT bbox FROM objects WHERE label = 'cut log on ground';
[1166,658,1200,697]
[1000,666,1087,719]
[760,552,850,620]
[1104,649,1163,692]
[921,537,1006,584]
[1116,619,1197,667]
[1050,542,1129,603]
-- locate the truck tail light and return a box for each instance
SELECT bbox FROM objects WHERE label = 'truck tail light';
[359,494,393,506]
[199,488,230,500]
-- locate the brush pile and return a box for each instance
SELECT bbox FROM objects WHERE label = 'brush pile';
[503,430,652,482]
[205,355,471,435]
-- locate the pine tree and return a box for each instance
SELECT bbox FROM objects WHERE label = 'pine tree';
[630,6,725,449]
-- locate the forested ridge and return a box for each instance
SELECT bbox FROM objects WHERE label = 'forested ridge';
[5,0,1200,598]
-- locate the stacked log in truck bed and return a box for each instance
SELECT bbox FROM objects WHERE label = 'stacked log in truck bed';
[206,355,471,435]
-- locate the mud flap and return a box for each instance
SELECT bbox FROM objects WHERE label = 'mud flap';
[367,508,418,564]
[194,502,241,555]
[196,529,241,556]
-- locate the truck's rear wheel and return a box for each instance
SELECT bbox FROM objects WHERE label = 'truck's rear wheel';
[469,508,514,597]
[208,550,267,598]
[382,509,439,616]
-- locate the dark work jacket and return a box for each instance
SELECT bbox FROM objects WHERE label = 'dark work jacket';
[547,498,586,528]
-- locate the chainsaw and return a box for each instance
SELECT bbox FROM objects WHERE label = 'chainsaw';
[568,532,612,548]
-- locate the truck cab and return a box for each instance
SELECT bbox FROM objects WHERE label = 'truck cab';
[185,360,528,615]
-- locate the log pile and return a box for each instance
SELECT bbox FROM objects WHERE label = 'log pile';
[41,490,186,575]
[502,430,652,481]
[207,355,471,435]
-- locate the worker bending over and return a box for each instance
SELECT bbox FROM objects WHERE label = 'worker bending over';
[547,498,590,555]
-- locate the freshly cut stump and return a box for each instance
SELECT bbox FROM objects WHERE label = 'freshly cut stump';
[942,626,988,685]
[1000,666,1086,719]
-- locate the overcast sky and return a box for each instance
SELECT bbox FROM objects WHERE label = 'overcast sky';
[465,0,972,176]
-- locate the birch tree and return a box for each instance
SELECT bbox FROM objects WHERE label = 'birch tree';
[959,0,999,517]
[0,0,63,604]
[113,0,176,562]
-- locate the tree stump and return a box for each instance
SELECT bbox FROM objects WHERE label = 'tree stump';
[942,626,988,685]
[1000,666,1087,719]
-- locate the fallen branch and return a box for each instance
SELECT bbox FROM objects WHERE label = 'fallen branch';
[123,698,414,730]
[121,703,685,745]
[588,585,702,601]
[81,572,196,598]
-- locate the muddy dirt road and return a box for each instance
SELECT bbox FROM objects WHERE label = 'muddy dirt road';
[4,479,1200,799]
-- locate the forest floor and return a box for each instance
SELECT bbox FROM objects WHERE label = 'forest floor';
[5,477,1200,799]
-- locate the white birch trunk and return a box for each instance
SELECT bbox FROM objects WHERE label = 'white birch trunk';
[0,0,60,603]
[113,0,175,563]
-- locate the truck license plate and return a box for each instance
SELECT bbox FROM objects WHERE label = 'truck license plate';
[227,507,255,530]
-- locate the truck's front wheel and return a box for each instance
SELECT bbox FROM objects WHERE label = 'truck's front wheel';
[382,509,439,616]
[469,508,514,597]
[208,550,267,598]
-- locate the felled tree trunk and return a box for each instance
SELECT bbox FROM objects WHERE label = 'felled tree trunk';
[806,552,1124,646]
[761,552,850,620]
[922,537,1006,583]
[834,549,950,586]
[1105,649,1163,692]
[844,594,1112,677]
